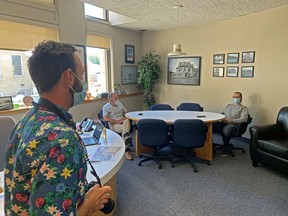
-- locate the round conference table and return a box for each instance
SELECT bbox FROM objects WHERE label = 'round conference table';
[125,110,225,162]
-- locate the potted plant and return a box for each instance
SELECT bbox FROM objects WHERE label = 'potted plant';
[137,51,161,109]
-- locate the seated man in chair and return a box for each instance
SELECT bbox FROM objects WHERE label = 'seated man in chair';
[103,92,133,160]
[213,91,249,157]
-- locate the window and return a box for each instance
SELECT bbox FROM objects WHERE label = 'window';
[0,49,37,105]
[84,3,107,20]
[86,47,109,97]
[0,20,57,107]
[11,55,23,75]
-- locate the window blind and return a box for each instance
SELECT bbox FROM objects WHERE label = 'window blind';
[86,34,110,49]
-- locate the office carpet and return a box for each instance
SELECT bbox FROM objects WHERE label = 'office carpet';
[113,134,288,216]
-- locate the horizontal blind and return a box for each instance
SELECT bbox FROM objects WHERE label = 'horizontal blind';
[0,20,58,50]
[86,34,110,49]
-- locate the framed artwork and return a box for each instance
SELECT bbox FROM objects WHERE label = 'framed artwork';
[75,44,87,78]
[227,53,239,64]
[168,56,201,86]
[213,67,224,77]
[226,66,239,77]
[241,66,254,78]
[242,51,255,63]
[213,54,225,64]
[0,96,14,111]
[121,65,138,84]
[125,44,135,64]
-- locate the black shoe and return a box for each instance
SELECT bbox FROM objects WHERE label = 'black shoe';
[221,150,229,157]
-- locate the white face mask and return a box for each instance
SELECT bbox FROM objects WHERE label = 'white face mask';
[114,100,119,106]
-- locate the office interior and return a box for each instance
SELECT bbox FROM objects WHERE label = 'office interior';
[0,0,288,138]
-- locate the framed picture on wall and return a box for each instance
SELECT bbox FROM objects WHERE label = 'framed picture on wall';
[226,67,239,77]
[125,44,135,64]
[227,53,239,64]
[75,44,87,78]
[168,56,201,86]
[241,66,254,78]
[0,96,14,111]
[121,65,138,84]
[242,51,255,63]
[213,67,224,77]
[213,54,225,64]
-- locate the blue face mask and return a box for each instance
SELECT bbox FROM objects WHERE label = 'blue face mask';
[68,72,87,107]
[233,98,241,104]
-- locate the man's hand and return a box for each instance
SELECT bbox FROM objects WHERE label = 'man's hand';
[222,117,236,124]
[117,118,126,124]
[77,184,112,216]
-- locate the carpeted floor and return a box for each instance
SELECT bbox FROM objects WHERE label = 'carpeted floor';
[113,134,288,216]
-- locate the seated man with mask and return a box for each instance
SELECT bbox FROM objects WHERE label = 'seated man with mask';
[213,91,249,157]
[102,92,133,160]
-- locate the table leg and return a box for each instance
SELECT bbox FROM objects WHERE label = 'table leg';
[194,122,213,162]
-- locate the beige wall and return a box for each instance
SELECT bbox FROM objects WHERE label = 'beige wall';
[141,5,288,132]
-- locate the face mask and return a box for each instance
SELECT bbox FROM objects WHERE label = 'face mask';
[114,100,119,106]
[67,72,86,107]
[233,98,241,104]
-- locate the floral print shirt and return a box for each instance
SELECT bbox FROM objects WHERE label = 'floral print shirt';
[4,103,88,215]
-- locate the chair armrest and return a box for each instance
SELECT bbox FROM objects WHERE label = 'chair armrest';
[249,124,283,160]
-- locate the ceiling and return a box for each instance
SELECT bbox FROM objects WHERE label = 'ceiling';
[83,0,288,31]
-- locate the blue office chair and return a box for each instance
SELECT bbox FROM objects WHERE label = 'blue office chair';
[177,102,203,111]
[98,108,109,128]
[150,103,173,110]
[171,119,208,172]
[137,119,172,169]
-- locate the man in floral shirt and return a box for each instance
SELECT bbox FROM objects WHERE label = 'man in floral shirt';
[4,41,111,215]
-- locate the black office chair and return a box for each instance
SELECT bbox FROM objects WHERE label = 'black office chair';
[177,102,203,111]
[213,114,253,157]
[150,103,173,110]
[171,119,208,172]
[137,119,172,169]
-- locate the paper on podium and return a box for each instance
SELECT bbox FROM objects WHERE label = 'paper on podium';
[89,146,121,162]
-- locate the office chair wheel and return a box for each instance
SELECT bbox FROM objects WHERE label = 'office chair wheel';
[242,149,246,153]
[252,160,258,167]
[207,161,211,166]
[193,168,198,173]
[158,165,162,169]
[171,163,175,168]
[138,162,142,166]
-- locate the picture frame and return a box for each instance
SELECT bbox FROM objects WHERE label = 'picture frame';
[213,67,224,77]
[75,44,87,78]
[241,66,254,78]
[213,54,225,64]
[168,56,201,86]
[121,65,138,84]
[227,53,239,64]
[226,66,239,77]
[242,51,255,63]
[125,44,135,64]
[0,96,14,111]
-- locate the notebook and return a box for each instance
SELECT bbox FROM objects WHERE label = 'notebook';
[81,128,102,146]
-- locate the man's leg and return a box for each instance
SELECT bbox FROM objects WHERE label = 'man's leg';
[122,119,133,160]
[222,124,237,156]
[110,121,133,160]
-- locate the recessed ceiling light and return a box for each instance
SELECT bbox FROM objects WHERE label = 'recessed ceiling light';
[173,5,183,9]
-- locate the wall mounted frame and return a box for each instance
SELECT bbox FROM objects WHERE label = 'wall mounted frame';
[168,56,201,86]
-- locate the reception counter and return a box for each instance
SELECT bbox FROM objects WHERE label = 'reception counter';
[0,129,125,216]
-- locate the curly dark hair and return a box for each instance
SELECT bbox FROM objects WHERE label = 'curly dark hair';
[28,40,77,94]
